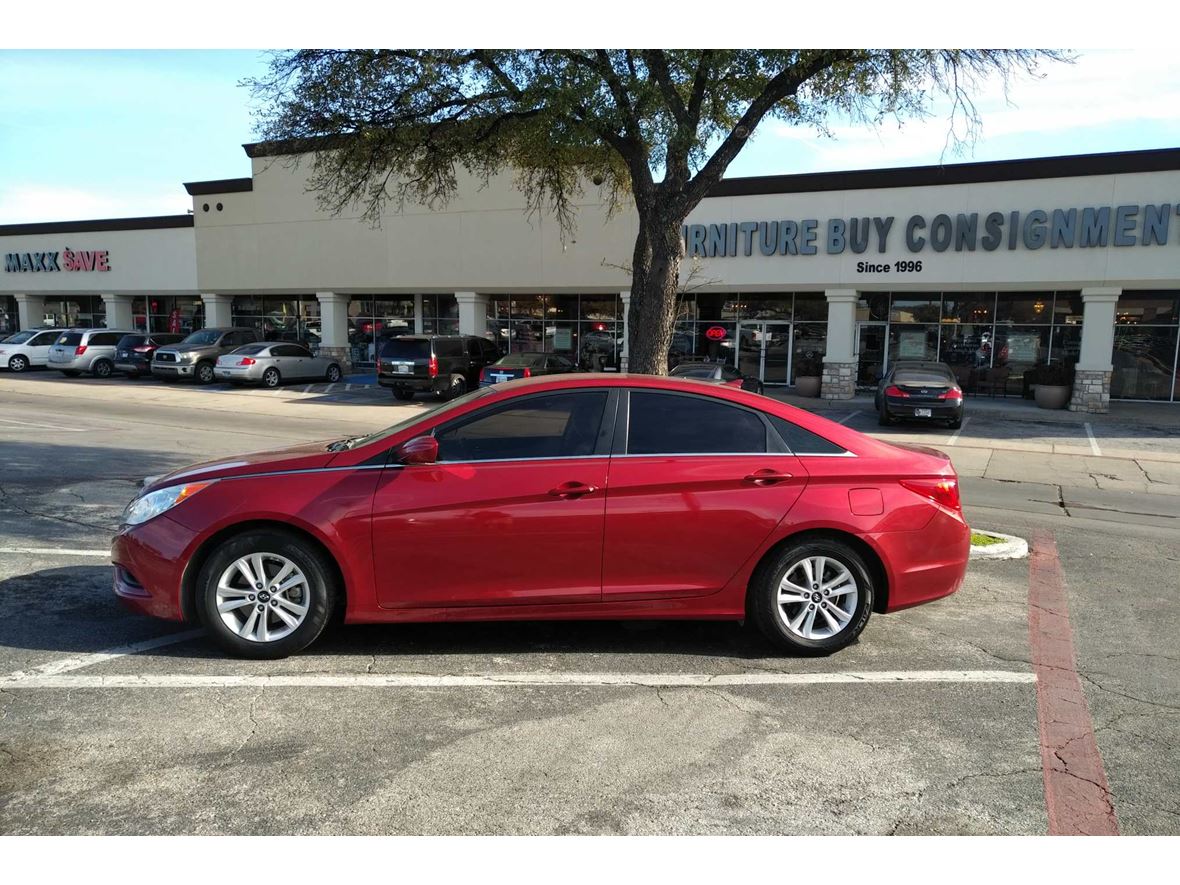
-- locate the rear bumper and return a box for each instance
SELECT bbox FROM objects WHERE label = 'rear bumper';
[883,399,963,420]
[378,374,441,393]
[214,366,261,382]
[111,515,197,622]
[115,360,150,375]
[871,507,970,612]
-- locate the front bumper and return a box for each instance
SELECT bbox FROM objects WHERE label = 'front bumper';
[151,363,196,378]
[111,515,199,621]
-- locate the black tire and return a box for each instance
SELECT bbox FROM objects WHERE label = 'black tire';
[196,528,339,659]
[61,370,81,378]
[7,355,29,373]
[392,387,415,401]
[325,364,342,383]
[750,538,874,656]
[91,358,113,378]
[262,367,281,388]
[948,416,962,430]
[196,361,216,385]
[878,409,894,427]
[446,375,467,400]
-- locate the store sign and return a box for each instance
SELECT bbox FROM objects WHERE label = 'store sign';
[4,248,111,273]
[705,325,728,341]
[683,202,1179,258]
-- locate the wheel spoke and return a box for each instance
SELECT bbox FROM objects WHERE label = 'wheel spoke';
[822,565,851,591]
[218,598,254,613]
[272,606,300,629]
[276,574,305,595]
[827,581,856,599]
[818,605,842,633]
[217,581,250,597]
[780,578,810,595]
[801,607,818,639]
[234,558,257,588]
[830,604,853,625]
[812,557,826,588]
[276,596,308,617]
[778,590,810,605]
[270,561,295,588]
[788,606,809,632]
[251,554,268,588]
[238,607,259,638]
[256,608,270,642]
[798,559,814,587]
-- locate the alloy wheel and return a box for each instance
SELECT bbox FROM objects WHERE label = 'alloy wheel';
[775,556,859,640]
[327,365,342,382]
[9,355,28,372]
[215,553,310,643]
[263,368,280,388]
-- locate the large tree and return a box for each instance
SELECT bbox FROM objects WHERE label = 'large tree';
[247,49,1064,373]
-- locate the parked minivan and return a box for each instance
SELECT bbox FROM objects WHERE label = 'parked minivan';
[377,335,501,400]
[47,328,137,378]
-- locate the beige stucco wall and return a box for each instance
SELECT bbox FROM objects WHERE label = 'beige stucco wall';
[188,153,1180,295]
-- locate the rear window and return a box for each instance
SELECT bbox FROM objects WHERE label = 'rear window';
[671,365,717,379]
[496,353,546,368]
[117,335,147,348]
[381,339,430,360]
[232,344,269,355]
[893,370,953,385]
[434,338,463,358]
[152,334,185,345]
[56,332,83,346]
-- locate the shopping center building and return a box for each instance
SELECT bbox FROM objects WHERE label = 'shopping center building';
[3,143,1180,411]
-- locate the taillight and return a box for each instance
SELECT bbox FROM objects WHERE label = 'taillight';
[238,357,256,366]
[132,345,153,353]
[938,387,963,401]
[522,367,531,378]
[884,385,908,398]
[900,477,961,511]
[428,355,438,378]
[75,345,88,356]
[479,367,488,382]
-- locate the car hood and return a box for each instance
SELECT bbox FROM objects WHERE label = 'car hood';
[158,343,218,355]
[141,439,340,494]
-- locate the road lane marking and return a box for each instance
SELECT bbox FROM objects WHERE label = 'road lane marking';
[0,547,110,557]
[1028,530,1119,835]
[1084,422,1102,456]
[835,411,860,425]
[3,670,1037,689]
[0,416,89,431]
[0,630,204,684]
[945,417,970,445]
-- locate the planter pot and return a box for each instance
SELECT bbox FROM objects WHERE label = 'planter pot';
[795,375,821,398]
[1034,384,1070,410]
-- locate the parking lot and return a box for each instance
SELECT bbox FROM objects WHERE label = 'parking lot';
[0,372,1177,835]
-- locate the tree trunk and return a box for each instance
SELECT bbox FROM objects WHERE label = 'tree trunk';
[626,211,684,375]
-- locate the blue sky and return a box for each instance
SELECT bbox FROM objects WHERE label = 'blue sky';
[2,49,1180,224]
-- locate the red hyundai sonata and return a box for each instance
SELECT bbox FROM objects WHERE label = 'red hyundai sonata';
[112,374,969,659]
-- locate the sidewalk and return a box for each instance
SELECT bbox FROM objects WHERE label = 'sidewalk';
[765,389,1180,429]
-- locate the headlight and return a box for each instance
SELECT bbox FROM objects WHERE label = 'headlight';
[122,482,213,526]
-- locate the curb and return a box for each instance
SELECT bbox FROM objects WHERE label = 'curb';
[969,529,1029,560]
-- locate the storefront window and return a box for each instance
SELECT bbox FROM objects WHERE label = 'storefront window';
[791,323,827,383]
[942,293,995,325]
[889,293,941,324]
[0,295,18,335]
[792,293,826,321]
[1111,326,1179,401]
[856,293,890,322]
[888,324,939,363]
[740,294,791,321]
[44,297,105,329]
[1115,291,1180,325]
[996,292,1054,324]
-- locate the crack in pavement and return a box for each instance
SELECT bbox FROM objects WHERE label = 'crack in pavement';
[0,484,111,532]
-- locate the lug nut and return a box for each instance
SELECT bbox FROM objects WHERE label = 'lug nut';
[255,583,263,590]
[271,600,278,607]
[809,604,815,609]
[257,604,265,612]
[248,594,255,601]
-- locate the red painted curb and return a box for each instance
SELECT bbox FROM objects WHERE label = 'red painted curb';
[1028,530,1120,836]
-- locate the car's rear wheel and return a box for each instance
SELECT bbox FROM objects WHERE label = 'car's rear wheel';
[91,359,113,378]
[196,361,216,385]
[878,409,894,426]
[392,387,415,401]
[948,416,962,430]
[325,364,342,383]
[750,539,874,656]
[7,355,28,373]
[445,375,467,400]
[262,367,281,388]
[196,529,338,659]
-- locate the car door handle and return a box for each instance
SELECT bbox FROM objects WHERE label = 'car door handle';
[548,481,598,498]
[744,469,793,486]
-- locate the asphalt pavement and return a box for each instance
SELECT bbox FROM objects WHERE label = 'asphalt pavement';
[0,371,1177,834]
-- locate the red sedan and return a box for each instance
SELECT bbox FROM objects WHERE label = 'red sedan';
[113,374,969,659]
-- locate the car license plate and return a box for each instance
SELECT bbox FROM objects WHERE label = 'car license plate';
[396,364,411,374]
[915,408,932,417]
[493,374,510,382]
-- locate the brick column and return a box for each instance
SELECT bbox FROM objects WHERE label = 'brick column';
[821,289,858,399]
[1069,288,1120,414]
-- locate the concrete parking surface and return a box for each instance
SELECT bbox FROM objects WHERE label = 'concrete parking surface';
[0,372,1177,834]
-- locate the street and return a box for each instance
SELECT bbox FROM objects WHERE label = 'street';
[0,372,1177,835]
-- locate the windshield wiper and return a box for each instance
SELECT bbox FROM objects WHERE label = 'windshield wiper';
[326,435,366,452]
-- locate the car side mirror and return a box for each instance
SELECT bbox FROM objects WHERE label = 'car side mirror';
[397,435,438,465]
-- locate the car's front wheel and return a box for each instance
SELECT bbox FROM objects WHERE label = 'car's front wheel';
[196,529,338,659]
[196,361,216,385]
[7,355,28,373]
[750,539,874,656]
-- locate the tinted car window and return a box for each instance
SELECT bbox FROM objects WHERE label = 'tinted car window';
[232,344,269,355]
[435,391,608,462]
[56,332,83,346]
[672,366,719,379]
[382,339,430,360]
[466,339,483,357]
[480,340,500,359]
[497,353,546,368]
[181,329,222,346]
[767,415,847,456]
[893,370,954,385]
[272,344,304,357]
[117,335,147,349]
[547,355,574,370]
[434,338,463,358]
[91,332,122,346]
[627,392,767,455]
[152,334,185,345]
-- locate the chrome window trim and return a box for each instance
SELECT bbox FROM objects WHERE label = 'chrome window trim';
[433,455,612,466]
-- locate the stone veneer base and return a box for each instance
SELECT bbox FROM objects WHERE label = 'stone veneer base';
[1068,368,1111,414]
[821,360,857,400]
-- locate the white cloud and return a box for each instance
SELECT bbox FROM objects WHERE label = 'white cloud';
[0,185,189,225]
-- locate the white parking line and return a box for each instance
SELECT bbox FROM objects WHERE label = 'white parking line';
[3,669,1037,689]
[1084,422,1102,456]
[945,416,970,445]
[302,384,313,394]
[835,411,860,425]
[0,416,89,432]
[0,630,204,684]
[0,547,109,557]
[324,383,336,394]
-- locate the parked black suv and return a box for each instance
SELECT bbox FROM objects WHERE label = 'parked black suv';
[113,333,186,378]
[378,335,501,400]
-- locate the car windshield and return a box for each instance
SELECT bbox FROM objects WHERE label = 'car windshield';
[894,370,954,385]
[495,353,546,368]
[329,386,496,451]
[180,330,223,346]
[4,330,37,344]
[671,365,717,379]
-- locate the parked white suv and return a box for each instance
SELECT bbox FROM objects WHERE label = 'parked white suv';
[0,328,63,372]
[47,328,136,378]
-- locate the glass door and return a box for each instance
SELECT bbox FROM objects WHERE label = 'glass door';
[855,322,888,389]
[735,321,793,386]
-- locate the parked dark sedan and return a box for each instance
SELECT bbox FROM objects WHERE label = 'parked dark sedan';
[670,360,764,394]
[113,333,186,378]
[479,351,577,386]
[875,361,963,428]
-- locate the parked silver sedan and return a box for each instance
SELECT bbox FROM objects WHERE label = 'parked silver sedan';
[214,343,343,388]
